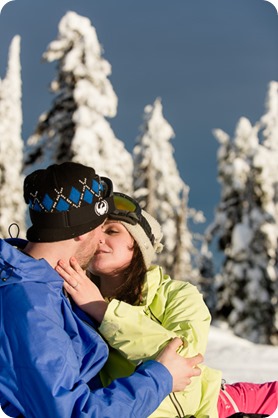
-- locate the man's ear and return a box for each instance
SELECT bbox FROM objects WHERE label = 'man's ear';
[74,231,91,242]
[73,235,83,242]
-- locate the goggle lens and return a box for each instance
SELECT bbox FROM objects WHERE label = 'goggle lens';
[114,194,138,213]
[110,193,155,245]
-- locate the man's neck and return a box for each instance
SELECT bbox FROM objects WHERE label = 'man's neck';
[23,240,76,269]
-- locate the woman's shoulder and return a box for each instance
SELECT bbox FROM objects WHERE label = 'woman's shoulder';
[148,265,200,294]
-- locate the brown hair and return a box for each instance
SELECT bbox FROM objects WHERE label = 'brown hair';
[88,241,147,305]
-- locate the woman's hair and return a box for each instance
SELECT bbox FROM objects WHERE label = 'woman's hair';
[89,241,147,305]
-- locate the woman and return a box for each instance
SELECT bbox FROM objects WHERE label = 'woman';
[56,192,278,418]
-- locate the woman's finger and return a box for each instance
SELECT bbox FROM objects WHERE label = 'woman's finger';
[56,263,79,288]
[69,257,85,275]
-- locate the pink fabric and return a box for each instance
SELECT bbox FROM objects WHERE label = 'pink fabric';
[217,381,278,418]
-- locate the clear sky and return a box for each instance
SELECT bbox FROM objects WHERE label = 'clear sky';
[0,0,277,228]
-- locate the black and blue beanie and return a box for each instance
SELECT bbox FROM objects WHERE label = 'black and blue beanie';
[24,162,115,242]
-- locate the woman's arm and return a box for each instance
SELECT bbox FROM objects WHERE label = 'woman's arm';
[57,260,209,362]
[56,258,203,384]
[56,257,108,323]
[56,258,176,361]
[99,281,210,361]
[158,276,212,356]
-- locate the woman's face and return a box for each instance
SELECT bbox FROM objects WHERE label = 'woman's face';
[89,220,134,277]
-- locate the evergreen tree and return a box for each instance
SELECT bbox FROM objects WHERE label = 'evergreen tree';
[257,81,278,344]
[197,241,217,316]
[25,11,133,193]
[173,184,194,280]
[133,98,196,279]
[0,36,25,238]
[206,82,278,344]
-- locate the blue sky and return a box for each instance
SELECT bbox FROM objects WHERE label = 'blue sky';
[0,0,277,228]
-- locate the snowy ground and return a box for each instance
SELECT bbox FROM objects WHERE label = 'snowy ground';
[206,324,278,384]
[206,325,278,417]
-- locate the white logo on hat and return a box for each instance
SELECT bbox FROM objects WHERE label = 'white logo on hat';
[95,200,109,216]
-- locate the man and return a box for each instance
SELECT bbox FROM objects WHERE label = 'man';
[0,162,203,418]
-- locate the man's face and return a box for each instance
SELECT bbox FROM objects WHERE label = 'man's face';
[75,224,104,269]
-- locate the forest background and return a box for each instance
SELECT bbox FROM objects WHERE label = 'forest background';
[0,0,278,349]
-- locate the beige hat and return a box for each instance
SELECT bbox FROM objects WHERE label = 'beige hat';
[120,210,164,269]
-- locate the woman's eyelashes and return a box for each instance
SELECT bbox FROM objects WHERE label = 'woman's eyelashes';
[104,226,120,235]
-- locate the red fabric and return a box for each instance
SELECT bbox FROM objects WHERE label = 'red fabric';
[217,381,278,418]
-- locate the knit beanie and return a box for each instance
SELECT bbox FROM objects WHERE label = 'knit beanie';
[24,162,115,242]
[120,210,164,269]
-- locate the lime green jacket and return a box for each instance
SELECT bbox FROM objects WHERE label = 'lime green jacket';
[99,265,222,418]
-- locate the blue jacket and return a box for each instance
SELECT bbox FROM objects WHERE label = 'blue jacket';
[0,239,172,418]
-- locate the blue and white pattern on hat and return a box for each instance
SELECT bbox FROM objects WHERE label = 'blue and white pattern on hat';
[29,178,104,213]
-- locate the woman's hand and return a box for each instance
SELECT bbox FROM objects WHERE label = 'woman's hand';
[56,257,108,323]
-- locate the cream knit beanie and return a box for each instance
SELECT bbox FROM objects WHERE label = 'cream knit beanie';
[120,210,164,269]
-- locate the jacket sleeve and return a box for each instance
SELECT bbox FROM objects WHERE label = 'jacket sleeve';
[99,277,211,362]
[157,279,212,357]
[2,283,172,418]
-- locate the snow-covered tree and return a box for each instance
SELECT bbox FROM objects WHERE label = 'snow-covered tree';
[206,82,278,345]
[133,98,197,279]
[0,35,25,238]
[172,184,195,279]
[258,81,278,344]
[197,241,217,316]
[25,11,133,193]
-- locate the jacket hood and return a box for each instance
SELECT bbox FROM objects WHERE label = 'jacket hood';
[140,265,165,306]
[0,238,63,289]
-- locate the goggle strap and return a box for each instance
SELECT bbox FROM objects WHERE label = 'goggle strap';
[109,211,138,226]
[139,214,155,245]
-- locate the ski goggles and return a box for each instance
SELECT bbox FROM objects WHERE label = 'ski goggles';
[109,192,155,245]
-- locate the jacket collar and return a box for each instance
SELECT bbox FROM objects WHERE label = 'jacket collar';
[0,238,63,289]
[140,265,164,306]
